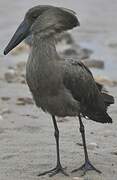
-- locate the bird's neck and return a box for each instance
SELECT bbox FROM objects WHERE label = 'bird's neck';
[31,35,59,63]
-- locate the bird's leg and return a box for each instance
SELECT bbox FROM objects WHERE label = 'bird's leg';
[38,115,68,177]
[72,115,101,175]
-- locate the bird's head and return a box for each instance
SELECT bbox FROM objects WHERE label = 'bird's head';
[4,5,80,55]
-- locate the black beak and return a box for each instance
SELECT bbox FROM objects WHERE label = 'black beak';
[4,19,30,55]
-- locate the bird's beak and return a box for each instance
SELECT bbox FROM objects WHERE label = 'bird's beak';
[4,19,30,55]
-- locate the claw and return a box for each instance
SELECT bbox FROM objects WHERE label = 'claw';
[38,167,56,176]
[38,164,69,177]
[72,160,101,175]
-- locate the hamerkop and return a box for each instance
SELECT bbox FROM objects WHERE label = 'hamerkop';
[4,5,114,177]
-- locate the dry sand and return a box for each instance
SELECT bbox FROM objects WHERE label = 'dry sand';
[0,82,117,180]
[0,0,117,180]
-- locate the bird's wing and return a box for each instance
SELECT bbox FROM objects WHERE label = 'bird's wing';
[63,59,105,112]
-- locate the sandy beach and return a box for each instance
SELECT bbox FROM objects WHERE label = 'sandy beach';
[0,0,117,180]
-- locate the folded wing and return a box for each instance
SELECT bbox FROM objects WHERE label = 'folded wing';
[63,60,114,123]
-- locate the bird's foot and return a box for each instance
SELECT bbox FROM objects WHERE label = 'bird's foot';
[38,163,69,177]
[72,160,101,175]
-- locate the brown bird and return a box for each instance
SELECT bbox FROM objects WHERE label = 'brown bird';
[4,5,114,177]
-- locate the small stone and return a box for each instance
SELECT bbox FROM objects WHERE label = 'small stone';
[1,109,11,115]
[16,97,33,106]
[16,61,26,72]
[80,48,93,60]
[109,42,117,48]
[1,97,10,101]
[82,59,104,69]
[19,79,26,84]
[0,115,3,121]
[57,117,69,122]
[111,152,117,156]
[16,101,24,106]
[95,76,117,87]
[87,142,99,150]
[4,69,17,83]
[73,177,84,180]
[63,49,77,56]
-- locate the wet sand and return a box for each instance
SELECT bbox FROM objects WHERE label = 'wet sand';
[0,0,117,180]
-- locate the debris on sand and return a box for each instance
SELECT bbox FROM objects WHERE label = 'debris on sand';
[87,142,99,150]
[16,61,26,73]
[108,42,117,49]
[82,59,104,69]
[4,63,26,84]
[16,97,33,106]
[4,68,17,83]
[1,97,10,101]
[77,48,93,60]
[1,108,11,115]
[73,177,84,180]
[95,76,117,87]
[111,152,117,156]
[76,142,99,150]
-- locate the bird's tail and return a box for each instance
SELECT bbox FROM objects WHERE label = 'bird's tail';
[101,92,114,108]
[96,82,114,108]
[85,92,114,123]
[85,110,112,123]
[82,82,114,123]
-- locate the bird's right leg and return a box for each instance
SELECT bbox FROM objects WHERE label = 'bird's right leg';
[72,115,101,175]
[38,115,68,177]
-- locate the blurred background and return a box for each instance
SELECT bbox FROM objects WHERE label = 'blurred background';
[0,1,117,180]
[1,0,117,82]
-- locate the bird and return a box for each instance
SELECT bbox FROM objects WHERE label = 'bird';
[4,5,114,177]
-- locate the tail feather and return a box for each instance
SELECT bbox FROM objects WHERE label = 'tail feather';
[96,82,114,107]
[83,82,114,123]
[102,93,114,107]
[85,111,112,123]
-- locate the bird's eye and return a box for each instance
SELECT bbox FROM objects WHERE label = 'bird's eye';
[32,14,38,19]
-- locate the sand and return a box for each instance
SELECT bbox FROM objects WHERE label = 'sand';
[0,0,117,180]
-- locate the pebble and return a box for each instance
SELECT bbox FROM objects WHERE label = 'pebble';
[16,61,26,72]
[111,151,117,156]
[95,76,117,86]
[82,59,104,69]
[90,132,94,134]
[4,65,26,84]
[63,48,78,56]
[1,97,10,101]
[108,42,117,48]
[78,48,93,60]
[0,115,3,121]
[87,142,99,150]
[1,108,11,115]
[57,117,69,123]
[73,177,84,180]
[16,97,33,106]
[4,69,17,83]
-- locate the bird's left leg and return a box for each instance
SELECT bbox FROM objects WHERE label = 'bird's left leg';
[38,115,68,177]
[72,115,101,175]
